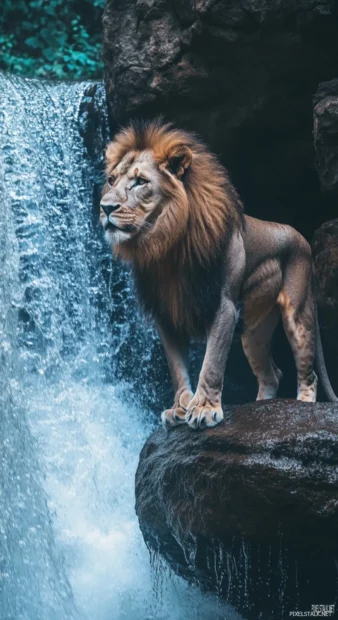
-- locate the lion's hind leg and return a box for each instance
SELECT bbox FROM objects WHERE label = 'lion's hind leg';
[242,306,283,400]
[278,289,317,402]
[242,306,282,400]
[277,237,317,402]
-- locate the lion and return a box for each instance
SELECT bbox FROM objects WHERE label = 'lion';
[100,119,337,429]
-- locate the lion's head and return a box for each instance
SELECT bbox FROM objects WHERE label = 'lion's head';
[101,120,243,267]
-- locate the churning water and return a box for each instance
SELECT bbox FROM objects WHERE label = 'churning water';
[0,74,238,620]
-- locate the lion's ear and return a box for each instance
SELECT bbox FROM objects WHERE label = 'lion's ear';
[105,142,122,172]
[165,144,192,179]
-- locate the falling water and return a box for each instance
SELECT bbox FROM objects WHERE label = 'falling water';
[0,73,239,620]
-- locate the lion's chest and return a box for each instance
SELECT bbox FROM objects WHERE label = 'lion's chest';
[134,261,223,337]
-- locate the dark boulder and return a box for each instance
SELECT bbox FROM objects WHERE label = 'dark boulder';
[314,79,338,195]
[136,399,338,619]
[313,219,338,394]
[103,0,338,237]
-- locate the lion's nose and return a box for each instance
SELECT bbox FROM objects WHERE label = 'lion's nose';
[101,203,121,216]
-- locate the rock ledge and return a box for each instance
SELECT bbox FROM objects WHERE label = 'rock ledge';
[136,400,338,618]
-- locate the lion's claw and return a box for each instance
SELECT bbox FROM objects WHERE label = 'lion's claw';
[161,389,194,430]
[185,399,224,429]
[161,407,187,430]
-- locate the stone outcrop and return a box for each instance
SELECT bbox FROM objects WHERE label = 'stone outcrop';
[313,219,338,394]
[314,79,338,195]
[136,400,338,618]
[103,0,338,133]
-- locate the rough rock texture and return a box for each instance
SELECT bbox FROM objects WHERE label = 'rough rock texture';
[136,400,338,619]
[314,78,338,194]
[313,219,338,394]
[103,0,338,237]
[103,0,338,131]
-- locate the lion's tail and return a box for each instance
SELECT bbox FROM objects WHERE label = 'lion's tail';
[315,305,338,402]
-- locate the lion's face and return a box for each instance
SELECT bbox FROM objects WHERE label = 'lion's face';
[100,150,165,246]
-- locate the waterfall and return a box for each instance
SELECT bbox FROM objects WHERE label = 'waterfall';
[0,73,239,620]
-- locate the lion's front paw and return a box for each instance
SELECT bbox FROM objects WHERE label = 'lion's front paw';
[161,407,187,429]
[186,395,224,429]
[161,389,193,430]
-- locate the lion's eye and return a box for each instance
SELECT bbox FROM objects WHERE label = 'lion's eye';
[108,175,115,186]
[134,177,148,186]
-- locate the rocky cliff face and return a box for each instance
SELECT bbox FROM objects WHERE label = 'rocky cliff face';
[136,399,338,619]
[313,218,338,394]
[312,82,338,396]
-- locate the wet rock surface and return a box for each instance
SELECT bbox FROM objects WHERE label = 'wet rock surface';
[312,219,338,395]
[136,399,338,618]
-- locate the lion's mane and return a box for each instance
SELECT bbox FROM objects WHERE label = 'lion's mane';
[105,120,244,335]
